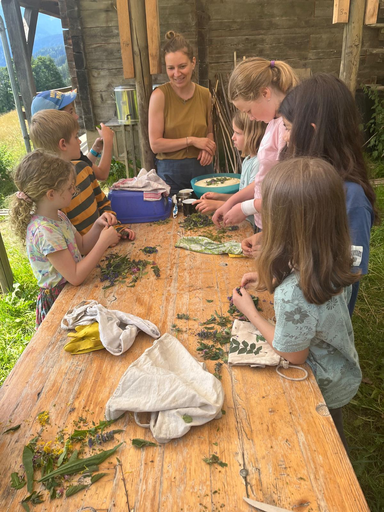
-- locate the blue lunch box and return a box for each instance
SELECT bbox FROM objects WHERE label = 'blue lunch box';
[109,189,173,223]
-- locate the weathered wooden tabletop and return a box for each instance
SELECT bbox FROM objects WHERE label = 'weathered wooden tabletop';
[0,218,369,512]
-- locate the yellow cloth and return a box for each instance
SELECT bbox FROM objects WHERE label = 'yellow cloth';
[64,323,104,354]
[156,83,211,160]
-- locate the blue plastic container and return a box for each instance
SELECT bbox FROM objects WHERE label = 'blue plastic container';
[109,190,173,223]
[191,173,240,198]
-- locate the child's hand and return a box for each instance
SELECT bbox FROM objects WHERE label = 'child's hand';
[97,212,118,228]
[223,204,246,226]
[232,287,257,319]
[92,137,103,154]
[193,198,221,214]
[241,232,262,257]
[212,204,228,227]
[99,225,121,247]
[201,192,219,200]
[241,272,259,288]
[96,123,115,144]
[119,227,136,241]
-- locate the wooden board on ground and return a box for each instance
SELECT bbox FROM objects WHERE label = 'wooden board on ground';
[0,218,369,511]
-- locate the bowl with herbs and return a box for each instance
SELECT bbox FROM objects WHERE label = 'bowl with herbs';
[191,173,241,198]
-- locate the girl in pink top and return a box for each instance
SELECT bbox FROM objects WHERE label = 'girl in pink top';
[212,58,298,231]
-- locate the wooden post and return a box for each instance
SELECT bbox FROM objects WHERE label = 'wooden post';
[116,0,135,79]
[333,0,351,23]
[365,0,379,24]
[145,0,161,75]
[23,6,39,58]
[129,0,154,171]
[0,232,13,294]
[339,0,366,96]
[2,0,36,123]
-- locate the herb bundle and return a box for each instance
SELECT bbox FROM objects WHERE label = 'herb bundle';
[204,176,235,186]
[140,246,158,254]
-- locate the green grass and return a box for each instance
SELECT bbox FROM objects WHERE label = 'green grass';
[0,219,38,384]
[344,184,384,511]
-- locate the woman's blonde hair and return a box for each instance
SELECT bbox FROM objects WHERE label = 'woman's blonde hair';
[228,57,299,102]
[163,30,194,61]
[30,110,78,154]
[232,111,266,157]
[9,149,76,244]
[256,157,359,305]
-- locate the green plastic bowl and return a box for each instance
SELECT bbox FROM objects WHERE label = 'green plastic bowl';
[191,173,240,198]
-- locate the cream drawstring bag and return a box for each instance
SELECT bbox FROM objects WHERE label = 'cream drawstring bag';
[105,333,224,443]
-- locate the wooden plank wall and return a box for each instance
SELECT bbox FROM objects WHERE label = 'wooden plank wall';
[64,0,383,131]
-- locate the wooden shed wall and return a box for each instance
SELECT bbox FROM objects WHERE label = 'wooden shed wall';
[61,0,384,131]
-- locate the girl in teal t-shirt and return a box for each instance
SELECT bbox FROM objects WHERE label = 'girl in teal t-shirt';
[231,157,362,449]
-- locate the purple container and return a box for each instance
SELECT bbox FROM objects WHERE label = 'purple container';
[109,189,173,223]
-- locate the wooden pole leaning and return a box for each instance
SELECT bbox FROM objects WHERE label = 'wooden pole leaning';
[339,0,366,96]
[129,0,155,171]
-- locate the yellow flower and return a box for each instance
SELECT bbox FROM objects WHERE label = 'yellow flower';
[43,441,52,453]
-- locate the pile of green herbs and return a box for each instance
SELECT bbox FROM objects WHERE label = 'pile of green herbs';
[203,176,235,186]
[181,212,214,229]
[9,414,124,508]
[98,252,159,289]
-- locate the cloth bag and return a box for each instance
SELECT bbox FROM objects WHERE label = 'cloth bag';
[229,319,282,367]
[175,236,243,255]
[110,168,171,200]
[105,333,225,443]
[61,300,160,356]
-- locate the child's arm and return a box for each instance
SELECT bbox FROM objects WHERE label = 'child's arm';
[232,287,309,365]
[201,192,232,201]
[193,199,225,214]
[212,182,254,226]
[88,124,115,181]
[47,226,120,286]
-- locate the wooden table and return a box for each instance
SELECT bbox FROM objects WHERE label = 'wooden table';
[0,218,369,512]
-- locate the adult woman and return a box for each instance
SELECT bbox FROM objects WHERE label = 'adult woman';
[149,31,216,196]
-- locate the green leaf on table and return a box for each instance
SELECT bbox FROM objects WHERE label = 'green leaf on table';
[202,454,228,468]
[206,299,214,303]
[38,443,124,482]
[3,424,21,434]
[65,484,88,497]
[10,472,26,489]
[182,414,193,424]
[91,473,107,484]
[22,445,34,493]
[132,438,158,448]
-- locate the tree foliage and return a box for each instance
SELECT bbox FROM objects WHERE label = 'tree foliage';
[0,56,66,115]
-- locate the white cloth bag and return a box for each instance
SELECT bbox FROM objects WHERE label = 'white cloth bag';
[229,319,281,367]
[61,300,160,356]
[105,333,225,443]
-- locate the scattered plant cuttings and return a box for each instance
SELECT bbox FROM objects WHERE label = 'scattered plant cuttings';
[202,454,228,468]
[99,252,159,288]
[171,323,184,336]
[203,176,234,186]
[182,414,193,424]
[9,414,124,505]
[151,218,171,226]
[227,290,262,320]
[181,213,214,230]
[2,424,21,434]
[151,264,161,278]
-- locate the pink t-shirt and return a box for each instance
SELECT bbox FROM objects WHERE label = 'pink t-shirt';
[253,117,286,228]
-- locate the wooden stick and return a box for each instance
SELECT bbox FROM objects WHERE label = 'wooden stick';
[365,0,379,25]
[116,0,134,78]
[332,0,350,24]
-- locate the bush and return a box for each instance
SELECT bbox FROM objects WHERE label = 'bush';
[363,86,384,161]
[0,144,16,206]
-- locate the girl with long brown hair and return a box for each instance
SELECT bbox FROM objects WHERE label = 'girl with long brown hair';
[232,157,362,449]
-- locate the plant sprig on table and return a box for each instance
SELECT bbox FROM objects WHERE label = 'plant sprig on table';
[99,253,160,288]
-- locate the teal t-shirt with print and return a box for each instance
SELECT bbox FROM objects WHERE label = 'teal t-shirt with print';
[273,272,361,409]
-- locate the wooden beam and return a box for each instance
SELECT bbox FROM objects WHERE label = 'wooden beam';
[2,0,36,123]
[365,0,380,24]
[129,0,154,170]
[333,0,351,24]
[339,0,365,95]
[145,0,161,75]
[0,233,13,294]
[116,0,135,79]
[23,6,39,58]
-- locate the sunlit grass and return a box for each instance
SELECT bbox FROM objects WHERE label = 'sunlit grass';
[0,110,27,166]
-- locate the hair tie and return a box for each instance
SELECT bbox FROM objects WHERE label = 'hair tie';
[270,60,275,68]
[16,191,32,202]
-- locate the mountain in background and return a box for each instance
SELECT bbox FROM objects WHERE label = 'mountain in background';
[0,8,65,67]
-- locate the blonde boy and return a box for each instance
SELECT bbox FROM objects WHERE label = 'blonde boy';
[30,110,117,235]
